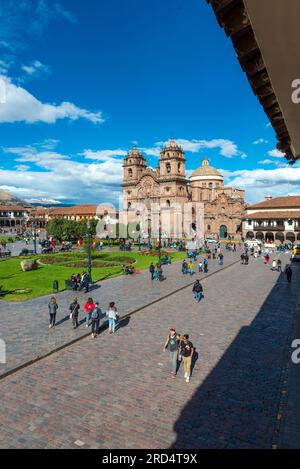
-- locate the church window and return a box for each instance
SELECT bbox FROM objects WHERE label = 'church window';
[166,187,170,192]
[127,202,131,209]
[166,200,171,207]
[166,163,171,173]
[178,163,181,172]
[207,224,211,231]
[128,168,133,177]
[209,182,213,189]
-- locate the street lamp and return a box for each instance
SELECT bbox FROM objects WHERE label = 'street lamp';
[86,220,93,284]
[32,221,37,255]
[158,225,162,265]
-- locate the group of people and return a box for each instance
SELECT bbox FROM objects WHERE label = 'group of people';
[181,259,196,275]
[48,297,119,337]
[149,262,165,281]
[70,272,90,292]
[163,328,194,383]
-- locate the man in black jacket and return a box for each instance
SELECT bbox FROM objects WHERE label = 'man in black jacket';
[192,280,203,302]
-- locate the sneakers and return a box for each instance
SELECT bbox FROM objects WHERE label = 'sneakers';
[184,372,188,378]
[186,376,190,383]
[49,324,52,328]
[171,372,176,379]
[86,324,89,328]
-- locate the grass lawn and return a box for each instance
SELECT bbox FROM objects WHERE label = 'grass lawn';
[0,250,186,302]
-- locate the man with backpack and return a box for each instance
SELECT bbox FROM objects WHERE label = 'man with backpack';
[69,297,80,329]
[91,302,102,338]
[192,280,203,302]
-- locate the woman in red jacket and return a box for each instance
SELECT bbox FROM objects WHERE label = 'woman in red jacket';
[84,297,95,328]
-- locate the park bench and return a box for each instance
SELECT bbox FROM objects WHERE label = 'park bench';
[65,279,75,290]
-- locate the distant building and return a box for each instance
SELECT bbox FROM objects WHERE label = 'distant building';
[243,196,300,244]
[123,139,246,240]
[0,205,30,228]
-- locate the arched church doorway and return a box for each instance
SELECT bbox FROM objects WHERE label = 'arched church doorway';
[219,225,228,239]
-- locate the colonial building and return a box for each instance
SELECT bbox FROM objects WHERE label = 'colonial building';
[0,205,31,228]
[243,195,300,244]
[123,139,246,240]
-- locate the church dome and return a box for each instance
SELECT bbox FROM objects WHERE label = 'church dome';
[190,158,223,181]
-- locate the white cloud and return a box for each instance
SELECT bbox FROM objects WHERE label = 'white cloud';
[0,59,11,74]
[253,138,268,145]
[0,75,104,124]
[143,138,246,159]
[1,144,123,205]
[267,149,285,158]
[83,149,127,161]
[223,166,300,203]
[21,60,50,77]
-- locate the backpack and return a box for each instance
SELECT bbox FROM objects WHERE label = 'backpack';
[91,307,100,320]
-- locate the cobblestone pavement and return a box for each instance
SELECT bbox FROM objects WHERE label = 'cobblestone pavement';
[0,253,298,449]
[0,250,239,376]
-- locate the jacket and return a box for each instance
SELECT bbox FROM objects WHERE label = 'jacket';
[48,302,58,314]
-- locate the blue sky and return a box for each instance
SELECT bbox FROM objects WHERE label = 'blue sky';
[0,0,298,205]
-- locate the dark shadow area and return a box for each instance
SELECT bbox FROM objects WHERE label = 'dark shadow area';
[171,263,300,449]
[116,317,130,330]
[55,315,71,326]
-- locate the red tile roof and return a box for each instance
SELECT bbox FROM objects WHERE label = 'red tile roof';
[244,211,300,220]
[248,196,300,210]
[48,205,99,216]
[0,205,30,212]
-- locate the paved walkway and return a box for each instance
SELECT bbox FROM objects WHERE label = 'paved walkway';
[0,251,239,377]
[0,253,298,448]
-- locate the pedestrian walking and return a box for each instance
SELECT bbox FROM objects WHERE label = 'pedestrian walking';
[285,265,293,283]
[277,258,282,272]
[91,302,102,338]
[179,334,194,383]
[271,259,277,271]
[218,252,224,266]
[149,262,155,280]
[192,280,203,302]
[198,259,203,273]
[203,258,208,273]
[163,328,181,378]
[106,302,118,334]
[69,297,80,329]
[48,296,58,328]
[84,298,95,328]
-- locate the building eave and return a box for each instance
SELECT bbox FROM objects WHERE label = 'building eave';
[207,0,300,163]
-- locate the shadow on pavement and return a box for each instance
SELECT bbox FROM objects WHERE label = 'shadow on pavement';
[170,264,300,449]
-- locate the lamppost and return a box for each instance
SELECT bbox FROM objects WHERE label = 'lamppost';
[158,225,162,265]
[32,221,37,255]
[86,220,93,284]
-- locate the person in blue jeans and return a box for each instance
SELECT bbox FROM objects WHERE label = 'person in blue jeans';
[106,302,118,334]
[192,280,203,302]
[163,328,181,378]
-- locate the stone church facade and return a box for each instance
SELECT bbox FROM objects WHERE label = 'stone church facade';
[122,139,246,240]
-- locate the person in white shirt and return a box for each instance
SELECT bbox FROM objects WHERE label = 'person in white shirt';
[106,302,118,334]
